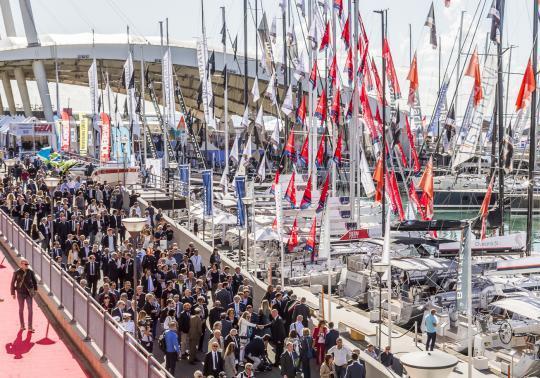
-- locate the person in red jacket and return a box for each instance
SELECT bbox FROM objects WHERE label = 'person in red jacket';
[312,319,328,364]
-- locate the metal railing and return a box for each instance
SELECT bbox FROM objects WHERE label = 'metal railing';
[0,210,173,378]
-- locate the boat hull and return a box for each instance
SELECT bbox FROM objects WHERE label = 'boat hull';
[91,166,140,185]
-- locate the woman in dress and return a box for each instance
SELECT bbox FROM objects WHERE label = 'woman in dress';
[223,342,237,378]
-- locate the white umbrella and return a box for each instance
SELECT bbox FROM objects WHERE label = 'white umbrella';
[214,212,237,225]
[254,227,280,241]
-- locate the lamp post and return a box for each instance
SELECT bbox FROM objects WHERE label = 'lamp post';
[169,162,178,214]
[242,197,253,272]
[373,262,389,350]
[121,217,146,322]
[44,177,61,239]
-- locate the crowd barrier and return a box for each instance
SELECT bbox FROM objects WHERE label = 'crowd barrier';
[0,210,173,378]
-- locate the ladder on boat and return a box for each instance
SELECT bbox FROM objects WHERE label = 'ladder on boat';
[147,78,177,164]
[174,82,206,169]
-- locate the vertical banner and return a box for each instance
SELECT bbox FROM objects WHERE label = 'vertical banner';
[427,81,449,137]
[202,170,214,217]
[235,176,246,227]
[456,223,471,312]
[100,112,111,162]
[162,48,176,129]
[88,59,99,116]
[179,164,190,196]
[196,40,216,130]
[79,113,89,156]
[60,111,70,152]
[123,52,140,137]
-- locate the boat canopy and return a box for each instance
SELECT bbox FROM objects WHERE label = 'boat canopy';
[490,297,540,320]
[391,257,452,271]
[391,219,469,232]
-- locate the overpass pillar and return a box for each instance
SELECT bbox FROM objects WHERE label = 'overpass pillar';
[14,68,32,117]
[32,61,53,121]
[0,0,16,37]
[2,72,16,115]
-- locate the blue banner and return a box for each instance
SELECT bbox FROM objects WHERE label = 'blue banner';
[111,126,131,163]
[235,176,246,227]
[456,223,471,313]
[179,164,190,196]
[202,169,213,217]
[427,81,449,136]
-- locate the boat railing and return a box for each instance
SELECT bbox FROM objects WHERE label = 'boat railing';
[0,209,174,378]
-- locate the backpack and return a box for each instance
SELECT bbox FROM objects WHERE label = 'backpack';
[158,330,168,352]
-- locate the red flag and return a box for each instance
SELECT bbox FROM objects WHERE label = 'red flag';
[300,174,313,209]
[405,117,421,173]
[319,22,330,51]
[283,127,296,158]
[296,95,307,126]
[516,58,536,111]
[328,55,337,88]
[346,94,353,120]
[330,85,341,124]
[304,216,317,256]
[333,132,343,165]
[299,136,309,166]
[345,48,353,83]
[360,84,377,137]
[465,48,483,107]
[270,168,281,194]
[419,157,434,219]
[407,53,419,106]
[371,57,385,105]
[99,112,110,161]
[309,60,318,89]
[333,0,343,18]
[480,175,495,239]
[60,110,71,152]
[284,171,297,207]
[383,38,401,98]
[316,133,326,167]
[315,90,328,122]
[359,13,369,45]
[287,217,299,250]
[341,16,350,49]
[373,158,384,203]
[389,171,405,220]
[316,174,330,213]
[272,217,278,230]
[408,181,426,219]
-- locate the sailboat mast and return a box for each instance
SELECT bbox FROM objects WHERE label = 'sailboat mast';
[374,9,387,236]
[243,0,248,108]
[527,0,538,255]
[497,0,505,236]
[222,7,228,193]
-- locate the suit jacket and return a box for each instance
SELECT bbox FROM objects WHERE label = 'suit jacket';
[203,351,224,376]
[215,289,233,307]
[101,234,117,250]
[228,302,246,317]
[292,303,310,324]
[121,258,135,280]
[106,259,121,281]
[209,306,224,327]
[270,316,287,342]
[345,361,365,378]
[84,261,101,280]
[188,315,203,339]
[141,275,158,293]
[19,217,32,233]
[280,351,298,378]
[178,310,191,333]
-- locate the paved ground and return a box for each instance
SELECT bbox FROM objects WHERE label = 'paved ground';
[0,249,90,378]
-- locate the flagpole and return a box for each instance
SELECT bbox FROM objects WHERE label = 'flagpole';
[221,6,229,194]
[140,47,146,165]
[527,0,538,256]
[352,0,359,223]
[308,0,316,193]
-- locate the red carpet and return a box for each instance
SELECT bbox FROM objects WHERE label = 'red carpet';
[0,251,89,377]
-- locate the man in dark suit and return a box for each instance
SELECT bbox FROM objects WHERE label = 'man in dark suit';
[84,254,101,296]
[55,215,69,244]
[292,297,311,328]
[19,212,32,234]
[101,228,117,251]
[272,292,287,319]
[280,342,298,378]
[38,217,51,250]
[345,353,365,378]
[267,309,286,367]
[325,322,340,350]
[121,252,135,286]
[228,295,246,319]
[203,342,224,377]
[215,283,233,307]
[177,303,192,359]
[209,300,224,328]
[106,252,122,287]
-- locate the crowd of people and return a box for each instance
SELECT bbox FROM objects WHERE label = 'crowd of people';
[3,156,396,378]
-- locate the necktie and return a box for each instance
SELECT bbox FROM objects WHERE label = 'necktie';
[90,262,94,275]
[213,352,217,369]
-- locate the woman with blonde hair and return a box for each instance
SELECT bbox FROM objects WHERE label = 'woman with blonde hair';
[238,311,258,362]
[223,342,237,378]
[258,299,272,335]
[67,243,80,265]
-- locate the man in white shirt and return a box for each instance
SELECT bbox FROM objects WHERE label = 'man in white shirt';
[289,315,305,336]
[328,337,352,378]
[190,250,203,277]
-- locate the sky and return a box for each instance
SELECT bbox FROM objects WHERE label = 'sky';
[0,0,537,122]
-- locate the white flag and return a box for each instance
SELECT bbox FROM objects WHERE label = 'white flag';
[281,84,294,116]
[296,0,305,16]
[359,147,376,197]
[260,47,268,74]
[241,106,250,128]
[270,17,277,44]
[265,72,277,103]
[88,59,99,116]
[308,18,319,49]
[123,52,140,136]
[258,153,266,181]
[220,165,229,187]
[251,76,260,103]
[230,136,240,163]
[279,0,288,12]
[255,105,265,128]
[242,134,252,163]
[271,119,280,145]
[293,51,306,81]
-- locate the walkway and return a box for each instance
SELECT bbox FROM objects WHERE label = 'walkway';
[0,249,89,378]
